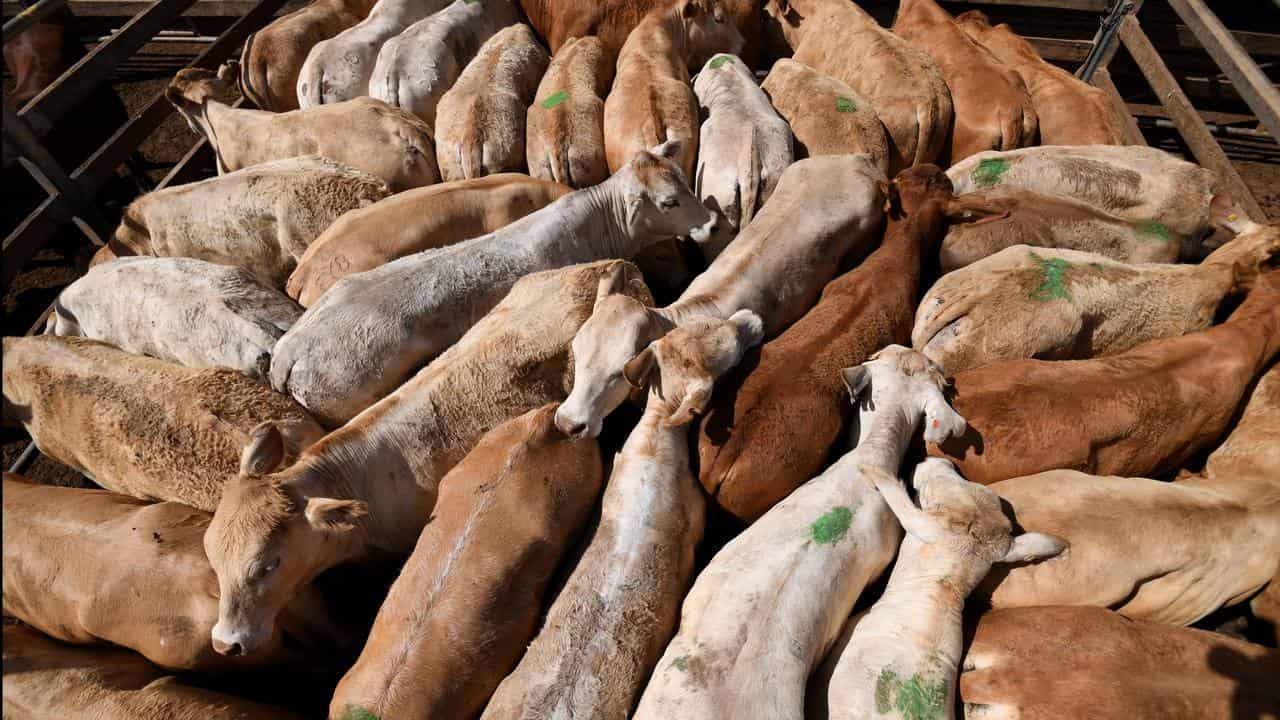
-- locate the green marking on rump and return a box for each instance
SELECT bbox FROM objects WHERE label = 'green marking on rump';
[971,157,1010,187]
[1135,220,1172,243]
[875,669,949,720]
[835,95,857,113]
[338,706,380,720]
[671,655,690,671]
[1028,252,1072,303]
[540,91,569,109]
[810,506,853,545]
[709,54,734,69]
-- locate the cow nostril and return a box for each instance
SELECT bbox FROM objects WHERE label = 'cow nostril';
[568,423,587,437]
[227,642,244,657]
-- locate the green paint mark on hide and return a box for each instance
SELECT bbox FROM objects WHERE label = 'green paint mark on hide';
[1028,252,1073,303]
[338,707,380,720]
[835,95,857,113]
[1135,220,1172,243]
[671,655,690,671]
[971,157,1010,187]
[810,506,853,544]
[709,54,734,69]
[540,91,569,109]
[875,670,949,720]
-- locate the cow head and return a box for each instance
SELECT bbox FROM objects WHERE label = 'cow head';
[165,66,237,173]
[555,266,667,439]
[623,310,763,426]
[679,0,744,70]
[612,142,717,245]
[762,0,822,51]
[840,345,966,446]
[204,423,366,657]
[888,164,956,218]
[865,458,1067,587]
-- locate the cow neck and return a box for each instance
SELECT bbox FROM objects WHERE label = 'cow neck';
[198,99,233,174]
[845,397,919,475]
[1201,227,1278,291]
[580,178,659,260]
[1216,275,1280,364]
[629,394,689,471]
[887,197,949,272]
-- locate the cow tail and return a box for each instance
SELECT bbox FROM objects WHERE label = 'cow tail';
[737,125,762,228]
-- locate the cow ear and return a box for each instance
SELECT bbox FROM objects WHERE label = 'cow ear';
[305,498,368,532]
[840,366,871,401]
[623,346,657,389]
[681,0,700,19]
[999,533,1067,563]
[240,422,285,477]
[729,309,765,349]
[649,139,683,160]
[667,382,712,427]
[596,263,627,304]
[1210,194,1254,235]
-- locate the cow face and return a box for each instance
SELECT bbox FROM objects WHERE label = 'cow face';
[681,0,745,70]
[204,424,366,657]
[625,310,764,426]
[556,266,664,439]
[840,344,966,447]
[617,141,717,244]
[165,66,236,172]
[762,0,816,50]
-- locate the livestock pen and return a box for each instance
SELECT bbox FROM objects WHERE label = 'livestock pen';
[2,0,1279,716]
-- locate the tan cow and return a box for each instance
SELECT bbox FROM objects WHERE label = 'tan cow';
[97,156,388,289]
[947,145,1221,242]
[519,0,761,60]
[930,269,1280,485]
[697,165,953,524]
[49,257,303,384]
[764,0,953,174]
[759,59,885,174]
[937,186,1221,271]
[1,625,305,720]
[481,310,763,720]
[295,0,454,108]
[635,347,967,720]
[915,222,1279,373]
[955,11,1128,146]
[555,153,886,439]
[603,0,744,179]
[961,607,1280,719]
[237,0,376,112]
[972,361,1280,627]
[167,69,439,191]
[2,474,342,672]
[287,173,570,307]
[203,261,651,659]
[825,460,1063,720]
[435,24,550,181]
[2,335,323,512]
[526,35,615,189]
[694,53,795,259]
[329,404,603,720]
[271,143,712,426]
[893,0,1037,164]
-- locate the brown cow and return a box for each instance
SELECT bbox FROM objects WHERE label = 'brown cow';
[764,0,953,174]
[238,0,377,112]
[287,174,570,307]
[203,261,650,659]
[929,268,1280,485]
[603,0,744,180]
[1,625,305,720]
[697,165,953,524]
[2,474,342,672]
[892,0,1038,164]
[519,0,761,61]
[759,59,888,175]
[954,11,1128,146]
[526,35,616,189]
[2,335,324,512]
[960,607,1280,719]
[329,405,603,720]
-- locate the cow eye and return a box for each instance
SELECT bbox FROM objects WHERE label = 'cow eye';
[659,197,678,210]
[256,558,280,579]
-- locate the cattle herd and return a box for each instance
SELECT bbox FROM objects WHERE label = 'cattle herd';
[4,0,1280,718]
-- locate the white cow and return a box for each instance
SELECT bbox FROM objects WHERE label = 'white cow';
[48,257,302,384]
[270,142,716,426]
[368,0,523,125]
[693,53,794,260]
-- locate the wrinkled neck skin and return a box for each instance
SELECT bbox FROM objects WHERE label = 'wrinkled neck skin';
[581,178,673,259]
[188,100,231,173]
[845,399,919,474]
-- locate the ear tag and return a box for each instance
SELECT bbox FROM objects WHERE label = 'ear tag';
[1228,213,1239,222]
